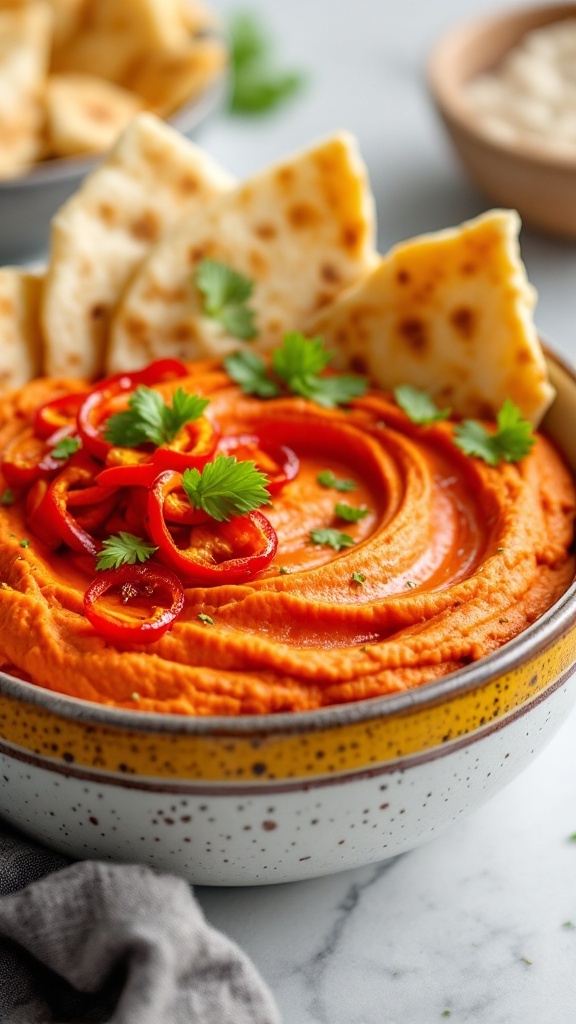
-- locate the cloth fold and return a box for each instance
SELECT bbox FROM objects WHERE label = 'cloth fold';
[0,822,280,1024]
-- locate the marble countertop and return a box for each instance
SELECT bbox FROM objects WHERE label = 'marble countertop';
[192,1,576,1021]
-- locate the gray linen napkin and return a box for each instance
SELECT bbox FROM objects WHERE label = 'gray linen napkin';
[0,822,280,1024]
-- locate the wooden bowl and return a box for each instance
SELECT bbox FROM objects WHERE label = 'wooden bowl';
[428,3,576,238]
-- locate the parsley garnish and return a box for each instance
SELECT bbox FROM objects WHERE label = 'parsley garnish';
[335,502,370,523]
[224,351,280,398]
[195,259,257,340]
[394,385,451,425]
[19,538,30,549]
[352,571,365,585]
[310,528,355,551]
[198,613,215,626]
[317,470,356,492]
[182,455,271,523]
[105,387,209,449]
[562,921,575,929]
[229,11,305,116]
[225,333,367,409]
[96,532,158,571]
[51,436,81,460]
[454,399,536,467]
[278,566,291,574]
[1,488,15,506]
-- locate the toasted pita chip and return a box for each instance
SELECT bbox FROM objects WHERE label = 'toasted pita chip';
[45,72,142,156]
[42,113,235,380]
[0,2,52,178]
[308,210,554,425]
[127,37,226,117]
[52,0,191,83]
[0,268,43,390]
[107,133,377,374]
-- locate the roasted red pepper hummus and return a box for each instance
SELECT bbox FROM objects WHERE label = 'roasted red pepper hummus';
[0,359,573,716]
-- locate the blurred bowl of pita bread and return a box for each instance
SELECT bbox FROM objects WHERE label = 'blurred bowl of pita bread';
[428,2,576,238]
[0,0,227,262]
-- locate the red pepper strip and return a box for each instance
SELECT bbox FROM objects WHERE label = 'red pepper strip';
[77,360,189,461]
[33,392,87,440]
[150,416,220,473]
[24,481,62,549]
[147,471,278,583]
[1,424,76,488]
[218,433,299,495]
[104,488,149,536]
[66,483,118,508]
[84,564,185,644]
[96,463,161,490]
[105,447,151,469]
[146,470,210,526]
[42,465,106,555]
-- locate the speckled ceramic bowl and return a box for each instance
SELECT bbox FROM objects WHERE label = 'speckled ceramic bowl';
[1,346,575,886]
[0,67,227,264]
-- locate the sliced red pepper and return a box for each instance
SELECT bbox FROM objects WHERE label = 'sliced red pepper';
[24,481,62,549]
[34,392,87,440]
[96,463,161,490]
[146,469,210,526]
[76,359,189,462]
[84,564,185,644]
[1,424,76,488]
[147,470,278,584]
[103,488,149,537]
[42,465,107,555]
[218,433,299,495]
[150,416,220,473]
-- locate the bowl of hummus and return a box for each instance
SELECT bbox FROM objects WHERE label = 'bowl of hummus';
[0,118,574,885]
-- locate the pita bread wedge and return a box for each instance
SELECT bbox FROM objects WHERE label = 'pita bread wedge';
[45,73,142,156]
[127,37,226,117]
[308,210,554,426]
[0,2,52,178]
[107,133,377,374]
[0,268,43,390]
[42,113,235,380]
[52,0,191,83]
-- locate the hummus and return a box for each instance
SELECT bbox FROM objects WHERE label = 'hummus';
[0,363,574,715]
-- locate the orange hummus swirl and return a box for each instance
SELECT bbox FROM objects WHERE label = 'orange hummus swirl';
[0,364,574,716]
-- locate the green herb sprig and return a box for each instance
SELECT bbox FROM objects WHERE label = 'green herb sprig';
[310,528,355,552]
[229,12,305,116]
[225,333,367,409]
[182,455,271,523]
[96,533,158,571]
[394,385,451,425]
[454,399,536,467]
[195,259,257,341]
[105,387,209,449]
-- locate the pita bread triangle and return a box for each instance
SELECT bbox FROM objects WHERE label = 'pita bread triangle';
[106,132,377,374]
[0,267,43,390]
[307,209,554,425]
[41,113,235,380]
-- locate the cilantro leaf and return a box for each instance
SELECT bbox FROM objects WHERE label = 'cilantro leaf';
[394,385,451,425]
[198,613,215,626]
[1,488,15,506]
[182,455,271,523]
[273,333,367,408]
[272,332,330,382]
[229,12,305,116]
[105,387,209,449]
[51,436,81,460]
[225,333,367,408]
[335,502,370,523]
[454,399,536,467]
[352,571,365,585]
[317,470,356,492]
[310,528,355,551]
[224,351,280,398]
[96,532,158,571]
[195,259,257,341]
[19,538,30,549]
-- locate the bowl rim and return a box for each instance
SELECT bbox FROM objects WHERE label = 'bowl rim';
[0,65,228,190]
[1,342,574,736]
[428,1,576,171]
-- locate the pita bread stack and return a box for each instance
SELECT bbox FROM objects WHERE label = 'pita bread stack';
[0,112,557,429]
[0,0,226,176]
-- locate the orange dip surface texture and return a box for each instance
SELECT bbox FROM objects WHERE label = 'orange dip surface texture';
[0,360,574,716]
